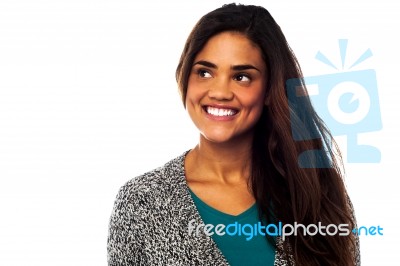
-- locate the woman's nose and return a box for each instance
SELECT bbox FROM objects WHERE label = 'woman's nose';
[208,78,234,101]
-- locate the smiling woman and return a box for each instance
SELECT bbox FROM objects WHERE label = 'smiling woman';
[107,3,360,266]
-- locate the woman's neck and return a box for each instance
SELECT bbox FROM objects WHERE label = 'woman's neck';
[185,134,253,185]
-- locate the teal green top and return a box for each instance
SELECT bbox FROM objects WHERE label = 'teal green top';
[189,188,275,266]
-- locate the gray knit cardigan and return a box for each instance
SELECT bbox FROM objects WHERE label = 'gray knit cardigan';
[107,152,360,265]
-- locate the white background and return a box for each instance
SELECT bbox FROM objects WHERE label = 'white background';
[0,0,399,265]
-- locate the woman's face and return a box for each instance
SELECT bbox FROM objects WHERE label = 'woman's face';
[186,31,267,144]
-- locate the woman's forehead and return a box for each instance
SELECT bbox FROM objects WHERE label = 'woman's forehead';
[193,31,265,69]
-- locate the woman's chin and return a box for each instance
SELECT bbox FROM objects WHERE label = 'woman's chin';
[200,131,252,146]
[200,131,232,144]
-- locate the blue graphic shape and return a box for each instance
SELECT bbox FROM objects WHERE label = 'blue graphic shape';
[316,39,373,70]
[286,69,382,166]
[339,92,359,113]
[315,51,338,70]
[339,39,348,69]
[349,48,373,69]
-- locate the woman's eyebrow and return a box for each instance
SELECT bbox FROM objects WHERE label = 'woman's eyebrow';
[193,60,260,73]
[231,64,261,73]
[193,60,217,68]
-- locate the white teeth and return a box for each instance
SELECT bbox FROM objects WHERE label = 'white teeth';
[206,107,237,116]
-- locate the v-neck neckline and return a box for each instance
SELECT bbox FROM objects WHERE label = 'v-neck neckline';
[188,186,257,221]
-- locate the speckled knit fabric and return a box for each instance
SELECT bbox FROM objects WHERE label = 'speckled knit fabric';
[107,151,360,265]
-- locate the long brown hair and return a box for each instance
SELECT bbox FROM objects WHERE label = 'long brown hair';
[176,3,357,265]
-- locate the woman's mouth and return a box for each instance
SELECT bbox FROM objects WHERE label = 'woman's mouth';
[203,106,239,117]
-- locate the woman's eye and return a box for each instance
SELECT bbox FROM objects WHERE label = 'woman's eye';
[198,69,212,78]
[234,74,251,82]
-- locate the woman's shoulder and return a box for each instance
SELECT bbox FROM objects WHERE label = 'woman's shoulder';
[114,151,188,209]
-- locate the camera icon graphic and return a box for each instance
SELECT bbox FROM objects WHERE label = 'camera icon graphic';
[286,40,382,168]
